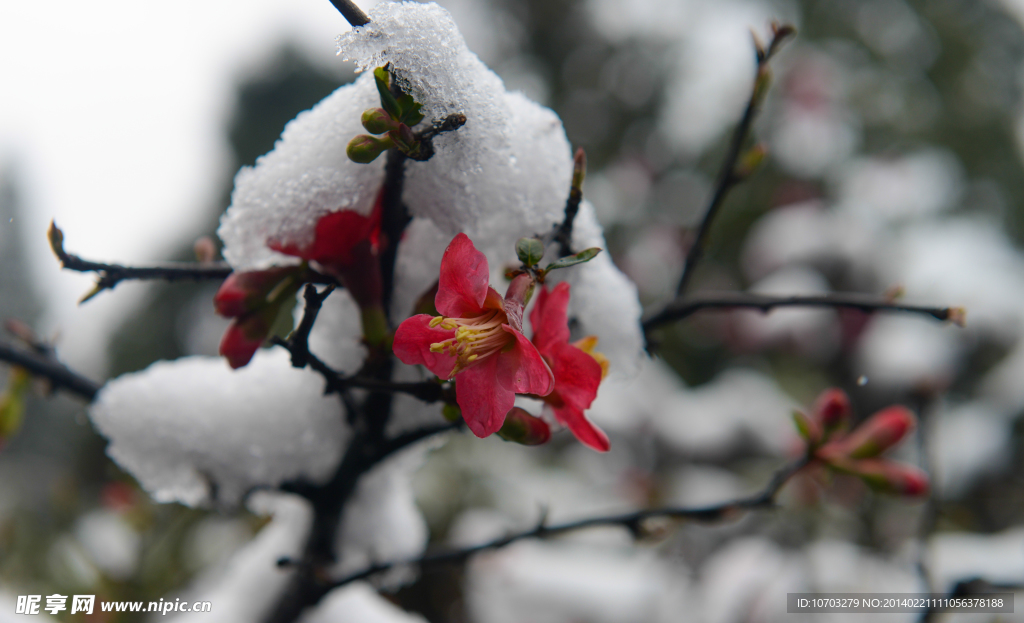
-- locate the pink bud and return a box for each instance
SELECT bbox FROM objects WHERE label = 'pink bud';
[813,388,851,431]
[840,406,916,459]
[497,407,551,446]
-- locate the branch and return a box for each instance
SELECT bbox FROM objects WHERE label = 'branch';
[328,0,370,27]
[674,24,793,297]
[552,148,586,257]
[48,221,337,302]
[327,454,809,589]
[0,341,101,401]
[643,292,963,332]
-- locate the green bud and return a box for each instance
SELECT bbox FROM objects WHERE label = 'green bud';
[516,237,545,268]
[361,108,396,135]
[346,134,393,164]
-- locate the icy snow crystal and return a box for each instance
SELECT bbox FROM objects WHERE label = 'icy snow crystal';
[89,351,349,507]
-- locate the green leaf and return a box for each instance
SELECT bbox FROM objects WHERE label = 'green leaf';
[397,94,424,127]
[374,66,402,120]
[544,247,602,272]
[792,410,813,443]
[516,237,545,267]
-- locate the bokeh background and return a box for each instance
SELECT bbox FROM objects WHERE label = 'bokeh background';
[3,0,1024,620]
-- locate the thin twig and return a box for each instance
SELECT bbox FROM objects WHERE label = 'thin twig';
[675,25,793,297]
[643,292,961,332]
[328,0,370,27]
[553,148,587,257]
[327,454,809,589]
[0,341,101,401]
[48,221,334,302]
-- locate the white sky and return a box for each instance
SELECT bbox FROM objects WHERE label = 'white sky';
[0,0,376,371]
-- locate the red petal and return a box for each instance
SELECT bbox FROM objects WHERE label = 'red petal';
[551,403,610,452]
[497,326,555,396]
[435,233,490,318]
[219,318,267,369]
[392,315,458,379]
[456,355,514,437]
[529,282,571,355]
[548,342,602,412]
[268,210,373,267]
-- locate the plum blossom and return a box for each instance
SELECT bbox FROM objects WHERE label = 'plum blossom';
[393,233,554,437]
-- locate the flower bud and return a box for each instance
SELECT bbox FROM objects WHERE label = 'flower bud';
[812,388,851,434]
[219,313,272,370]
[847,459,929,497]
[792,409,821,446]
[497,407,551,446]
[361,107,396,134]
[346,134,393,164]
[839,406,916,459]
[213,267,299,318]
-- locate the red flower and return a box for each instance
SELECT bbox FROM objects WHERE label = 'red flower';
[268,192,384,309]
[529,283,609,452]
[393,234,555,438]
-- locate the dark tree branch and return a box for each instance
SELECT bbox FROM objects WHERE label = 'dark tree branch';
[643,292,963,333]
[326,454,809,589]
[552,148,587,257]
[0,341,101,401]
[675,25,793,297]
[328,0,370,27]
[406,113,468,162]
[378,150,410,320]
[48,221,336,302]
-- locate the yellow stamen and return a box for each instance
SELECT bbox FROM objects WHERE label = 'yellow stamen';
[425,310,514,378]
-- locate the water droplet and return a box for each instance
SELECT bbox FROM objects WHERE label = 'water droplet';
[7,218,11,223]
[857,375,868,386]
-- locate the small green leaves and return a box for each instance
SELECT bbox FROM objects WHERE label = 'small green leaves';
[545,247,601,273]
[734,143,767,180]
[792,410,819,446]
[348,66,428,164]
[374,66,403,120]
[516,237,544,268]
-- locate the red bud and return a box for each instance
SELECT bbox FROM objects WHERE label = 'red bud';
[214,267,299,318]
[219,313,272,369]
[497,407,551,446]
[813,388,851,433]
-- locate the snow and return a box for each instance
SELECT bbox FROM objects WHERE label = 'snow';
[335,446,430,579]
[166,493,311,623]
[300,583,427,623]
[466,541,689,623]
[73,509,141,581]
[218,74,386,270]
[89,350,349,507]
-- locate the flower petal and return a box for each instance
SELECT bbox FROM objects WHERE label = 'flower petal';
[392,314,458,379]
[456,355,514,437]
[497,326,555,396]
[435,233,490,318]
[548,342,602,412]
[551,403,610,452]
[529,282,571,355]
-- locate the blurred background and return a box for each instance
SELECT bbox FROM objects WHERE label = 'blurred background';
[3,0,1024,620]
